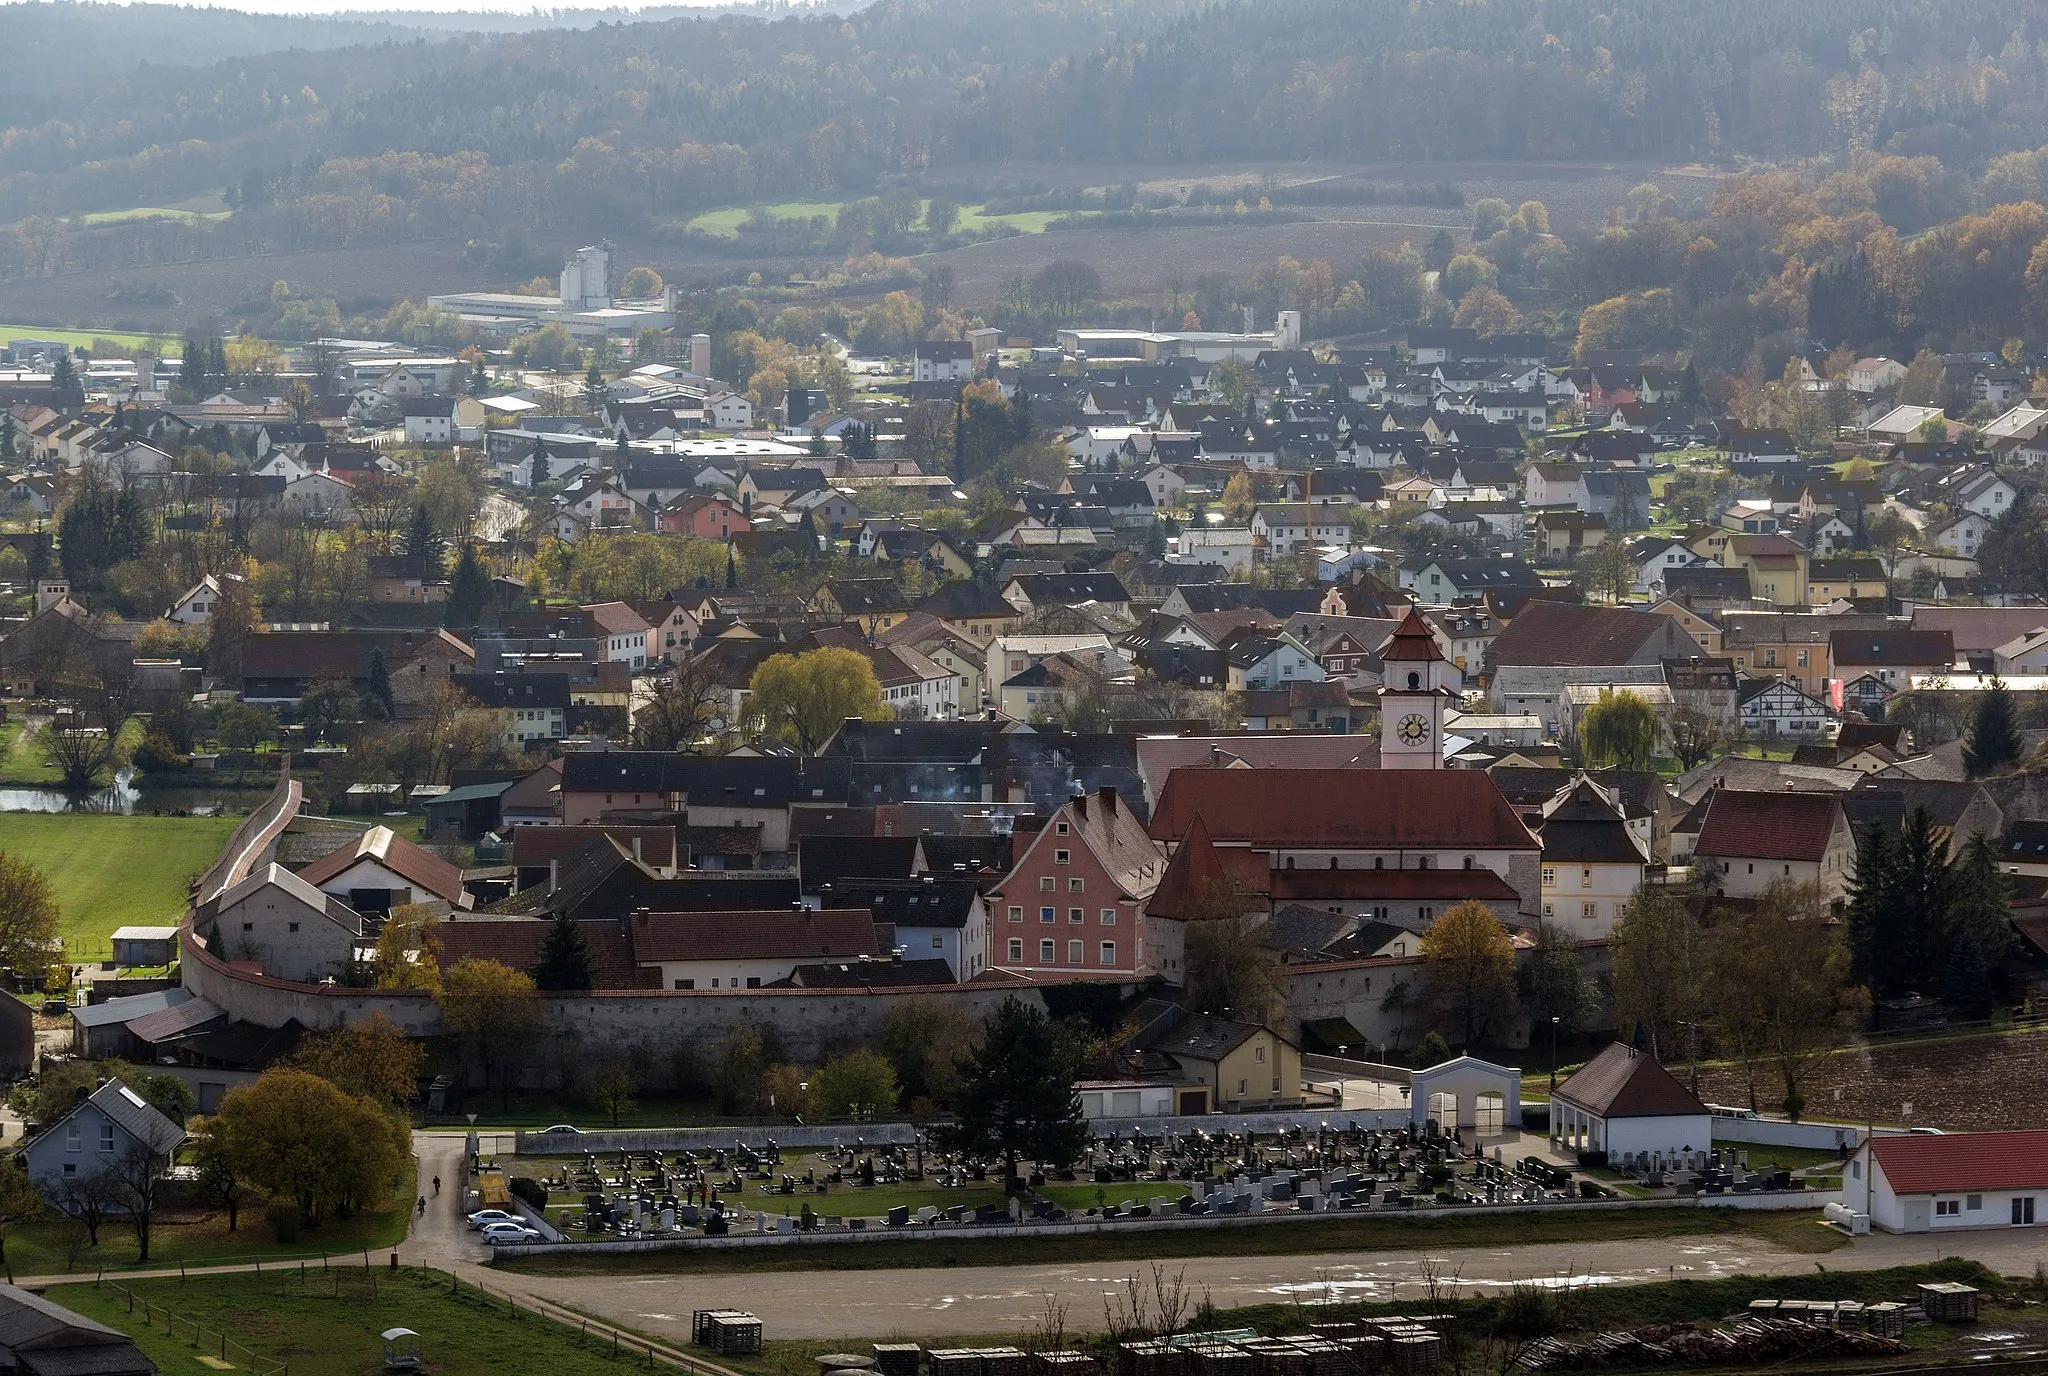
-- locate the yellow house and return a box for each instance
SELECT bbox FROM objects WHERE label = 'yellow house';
[1720,534,1808,607]
[1136,1006,1306,1112]
[1650,597,1723,654]
[1806,557,1887,605]
[808,578,912,633]
[1719,610,1857,696]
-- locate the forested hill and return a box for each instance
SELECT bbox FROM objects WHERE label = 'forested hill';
[5,0,2048,236]
[0,2,434,97]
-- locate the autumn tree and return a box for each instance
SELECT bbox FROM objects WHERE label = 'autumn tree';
[811,1048,900,1119]
[0,852,61,972]
[370,903,440,989]
[1706,882,1865,1119]
[1419,900,1519,1047]
[210,1069,409,1224]
[1609,885,1705,1066]
[872,999,979,1110]
[435,957,544,1109]
[288,1012,424,1109]
[747,648,889,753]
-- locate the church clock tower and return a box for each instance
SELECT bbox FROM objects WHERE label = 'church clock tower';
[1378,608,1455,769]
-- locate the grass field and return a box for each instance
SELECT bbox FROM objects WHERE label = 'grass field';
[0,322,169,351]
[6,1169,413,1279]
[48,1264,640,1376]
[0,813,240,958]
[683,199,1076,238]
[78,206,230,228]
[499,1204,1842,1277]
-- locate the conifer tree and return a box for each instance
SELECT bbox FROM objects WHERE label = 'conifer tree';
[531,914,598,991]
[445,543,489,628]
[1963,676,2023,777]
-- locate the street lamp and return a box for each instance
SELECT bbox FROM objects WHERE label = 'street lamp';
[1548,1016,1561,1095]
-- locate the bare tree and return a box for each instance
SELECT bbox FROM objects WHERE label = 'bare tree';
[51,1168,122,1249]
[1665,704,1735,771]
[632,656,725,750]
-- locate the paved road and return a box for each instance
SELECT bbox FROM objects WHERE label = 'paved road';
[475,1224,2048,1341]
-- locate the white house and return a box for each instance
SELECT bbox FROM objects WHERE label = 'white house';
[282,471,356,520]
[1251,503,1353,557]
[1930,511,1990,559]
[1848,357,1907,393]
[292,824,472,912]
[1175,526,1258,574]
[166,573,237,627]
[913,340,976,383]
[1994,628,2048,676]
[1737,677,1838,739]
[625,908,878,989]
[200,864,362,983]
[1692,788,1856,900]
[1848,1130,2048,1233]
[1551,1042,1713,1163]
[1535,779,1649,940]
[704,392,754,429]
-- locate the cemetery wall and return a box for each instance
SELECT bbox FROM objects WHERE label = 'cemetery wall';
[494,1189,1837,1258]
[182,926,1041,1062]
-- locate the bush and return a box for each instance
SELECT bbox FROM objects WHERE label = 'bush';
[267,1201,301,1243]
[129,731,188,775]
[508,1176,548,1211]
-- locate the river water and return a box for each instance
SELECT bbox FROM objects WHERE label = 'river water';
[0,769,272,815]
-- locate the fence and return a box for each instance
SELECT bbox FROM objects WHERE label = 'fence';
[98,1280,287,1376]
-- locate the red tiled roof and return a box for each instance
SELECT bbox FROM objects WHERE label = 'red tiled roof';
[509,825,677,871]
[1692,789,1845,863]
[1555,1042,1709,1120]
[1379,609,1446,662]
[294,825,467,903]
[1828,628,1954,668]
[1869,1130,2048,1195]
[436,918,649,989]
[584,601,652,635]
[1268,867,1520,902]
[1149,769,1536,852]
[1486,600,1674,668]
[628,908,878,964]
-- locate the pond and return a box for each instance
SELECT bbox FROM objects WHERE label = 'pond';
[0,770,272,815]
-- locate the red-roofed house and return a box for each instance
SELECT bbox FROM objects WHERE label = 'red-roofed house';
[1691,788,1855,899]
[628,908,879,989]
[1849,1130,2048,1233]
[583,602,653,669]
[1148,768,1540,916]
[1552,1042,1712,1161]
[989,787,1164,978]
[294,824,472,912]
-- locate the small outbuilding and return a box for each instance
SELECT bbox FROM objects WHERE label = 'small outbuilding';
[1409,1055,1521,1138]
[1848,1129,2048,1234]
[1551,1042,1711,1162]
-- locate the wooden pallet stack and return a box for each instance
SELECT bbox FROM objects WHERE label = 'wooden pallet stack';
[691,1311,764,1356]
[874,1344,922,1376]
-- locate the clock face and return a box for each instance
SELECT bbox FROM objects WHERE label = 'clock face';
[1396,713,1431,745]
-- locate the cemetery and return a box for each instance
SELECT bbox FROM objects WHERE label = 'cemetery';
[494,1122,1830,1252]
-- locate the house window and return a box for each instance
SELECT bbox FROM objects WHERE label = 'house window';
[1968,1194,1983,1211]
[1237,1079,1248,1095]
[1255,1045,1266,1063]
[66,1124,80,1153]
[1055,850,1070,865]
[99,1124,115,1153]
[288,922,300,933]
[1102,908,1116,925]
[1040,939,1055,963]
[1040,877,1054,892]
[2014,1197,2038,1225]
[1056,822,1069,835]
[1008,938,1023,961]
[1101,941,1116,964]
[1582,902,1598,919]
[1580,869,1592,888]
[1068,940,1084,963]
[243,922,253,932]
[1041,906,1055,923]
[1541,867,1556,886]
[1936,1199,1961,1217]
[1008,906,1022,922]
[674,978,694,989]
[1069,908,1084,925]
[1069,877,1085,892]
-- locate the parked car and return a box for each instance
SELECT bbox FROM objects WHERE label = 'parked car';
[537,1124,581,1136]
[466,1209,519,1230]
[480,1221,540,1243]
